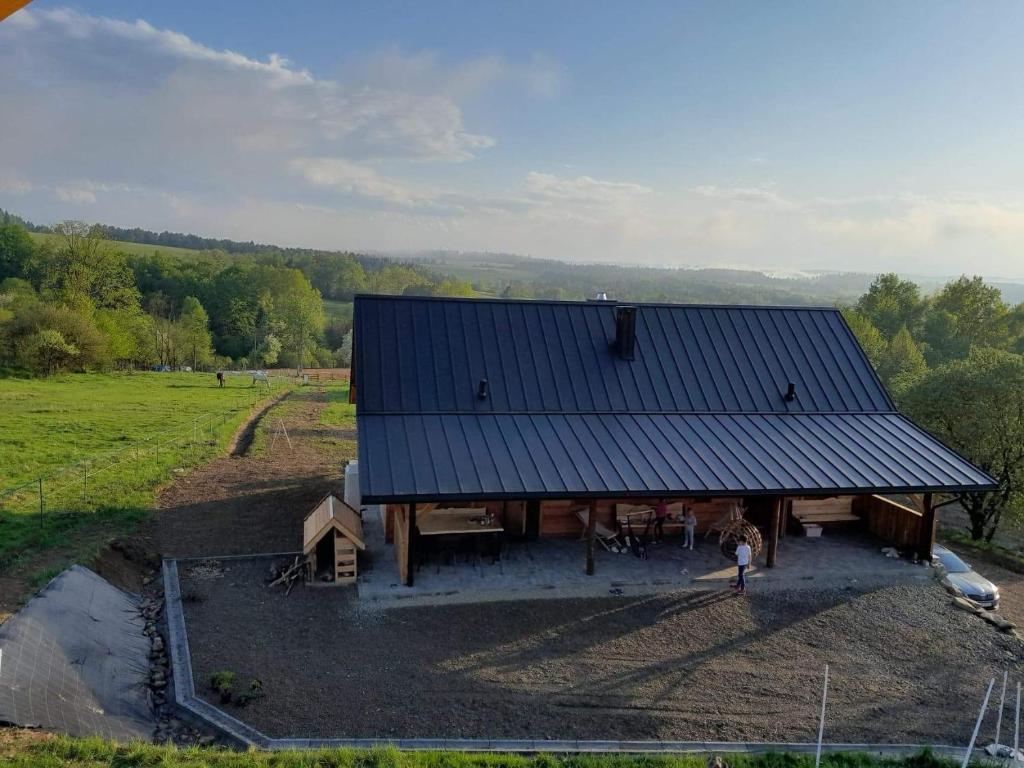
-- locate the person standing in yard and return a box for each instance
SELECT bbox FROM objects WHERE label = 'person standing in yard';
[734,535,751,595]
[683,507,697,550]
[653,500,669,543]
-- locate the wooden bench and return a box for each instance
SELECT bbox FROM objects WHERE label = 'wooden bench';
[791,498,860,530]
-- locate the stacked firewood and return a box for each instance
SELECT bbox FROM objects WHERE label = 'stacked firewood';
[268,555,306,595]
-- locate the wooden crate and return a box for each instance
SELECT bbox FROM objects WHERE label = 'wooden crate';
[335,532,357,585]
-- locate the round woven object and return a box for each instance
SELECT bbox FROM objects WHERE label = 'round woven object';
[719,519,763,561]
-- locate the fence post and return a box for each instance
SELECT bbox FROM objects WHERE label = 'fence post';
[38,478,44,529]
[83,464,88,503]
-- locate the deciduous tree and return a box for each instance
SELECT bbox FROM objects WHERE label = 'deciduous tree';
[856,273,925,338]
[897,348,1024,541]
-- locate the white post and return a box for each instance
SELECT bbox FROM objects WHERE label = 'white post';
[1014,681,1021,762]
[963,678,996,768]
[815,664,829,768]
[997,671,1009,747]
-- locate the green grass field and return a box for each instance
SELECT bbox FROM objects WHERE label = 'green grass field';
[0,737,961,768]
[28,231,202,259]
[320,384,356,428]
[0,372,289,572]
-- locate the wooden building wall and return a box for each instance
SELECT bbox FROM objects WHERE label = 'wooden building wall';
[537,497,740,537]
[387,496,753,550]
[853,495,923,549]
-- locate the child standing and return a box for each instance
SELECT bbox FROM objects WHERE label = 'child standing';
[734,535,751,595]
[683,507,697,550]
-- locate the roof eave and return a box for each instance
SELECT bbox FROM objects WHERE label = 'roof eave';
[361,482,999,505]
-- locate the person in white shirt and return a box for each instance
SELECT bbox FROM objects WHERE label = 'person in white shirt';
[734,535,751,595]
[683,508,697,550]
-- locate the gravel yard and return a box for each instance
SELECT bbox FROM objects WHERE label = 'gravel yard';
[181,557,1023,744]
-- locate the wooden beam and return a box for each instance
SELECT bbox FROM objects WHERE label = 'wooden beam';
[767,497,783,568]
[917,492,936,562]
[406,502,416,587]
[585,499,597,575]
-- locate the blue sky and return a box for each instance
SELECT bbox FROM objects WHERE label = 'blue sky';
[2,1,1024,276]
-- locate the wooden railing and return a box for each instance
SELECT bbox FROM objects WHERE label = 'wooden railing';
[853,494,923,549]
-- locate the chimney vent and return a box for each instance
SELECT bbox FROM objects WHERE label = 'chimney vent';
[594,291,609,301]
[477,378,489,400]
[784,381,796,402]
[614,305,637,361]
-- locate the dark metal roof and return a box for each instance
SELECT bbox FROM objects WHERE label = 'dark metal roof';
[354,295,894,414]
[353,295,997,501]
[358,413,994,501]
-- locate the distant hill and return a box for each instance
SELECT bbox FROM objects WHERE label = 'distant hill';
[7,208,1024,307]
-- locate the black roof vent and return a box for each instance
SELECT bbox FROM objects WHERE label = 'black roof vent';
[784,381,797,402]
[614,306,637,361]
[477,378,489,400]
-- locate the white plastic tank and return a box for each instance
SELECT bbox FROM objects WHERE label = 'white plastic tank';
[344,460,360,510]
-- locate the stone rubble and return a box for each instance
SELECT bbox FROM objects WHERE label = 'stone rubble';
[142,566,222,747]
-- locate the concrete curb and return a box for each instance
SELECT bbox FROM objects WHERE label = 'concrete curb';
[163,558,271,748]
[163,556,972,757]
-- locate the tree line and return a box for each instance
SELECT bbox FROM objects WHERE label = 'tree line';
[844,274,1024,543]
[0,219,476,377]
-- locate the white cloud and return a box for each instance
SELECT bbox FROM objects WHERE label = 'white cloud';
[692,185,799,210]
[525,172,651,204]
[288,157,437,206]
[0,177,32,195]
[0,5,505,206]
[339,46,565,102]
[55,185,98,204]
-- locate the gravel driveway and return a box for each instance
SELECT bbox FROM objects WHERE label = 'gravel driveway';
[181,558,1022,744]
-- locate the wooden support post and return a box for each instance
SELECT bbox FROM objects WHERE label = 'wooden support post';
[917,491,936,562]
[406,502,416,587]
[767,496,783,568]
[585,499,597,575]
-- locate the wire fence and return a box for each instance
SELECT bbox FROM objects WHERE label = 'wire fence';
[0,386,278,542]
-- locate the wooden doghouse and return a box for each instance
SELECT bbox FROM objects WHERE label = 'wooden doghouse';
[303,494,365,585]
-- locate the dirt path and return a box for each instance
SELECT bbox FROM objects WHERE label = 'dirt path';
[142,389,352,558]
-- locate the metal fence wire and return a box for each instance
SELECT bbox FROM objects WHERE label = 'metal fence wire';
[0,387,273,533]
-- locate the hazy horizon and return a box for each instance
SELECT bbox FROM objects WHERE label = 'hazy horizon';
[3,1,1024,278]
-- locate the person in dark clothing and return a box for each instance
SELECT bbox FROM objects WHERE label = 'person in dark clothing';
[653,500,669,543]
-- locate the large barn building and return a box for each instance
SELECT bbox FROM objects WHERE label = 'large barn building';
[351,294,995,586]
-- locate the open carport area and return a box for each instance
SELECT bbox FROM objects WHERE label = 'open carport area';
[175,555,1022,744]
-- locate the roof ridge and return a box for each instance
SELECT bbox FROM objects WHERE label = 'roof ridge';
[353,293,841,312]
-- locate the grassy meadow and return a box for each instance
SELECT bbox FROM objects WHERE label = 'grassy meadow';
[320,383,356,428]
[0,371,289,572]
[28,231,202,259]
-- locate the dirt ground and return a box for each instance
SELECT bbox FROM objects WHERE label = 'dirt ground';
[181,557,1023,744]
[142,389,353,558]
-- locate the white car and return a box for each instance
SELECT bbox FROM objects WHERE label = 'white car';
[933,544,1000,609]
